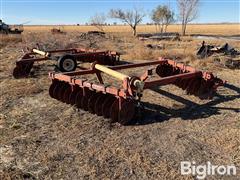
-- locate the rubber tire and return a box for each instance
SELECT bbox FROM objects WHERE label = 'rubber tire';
[57,54,77,72]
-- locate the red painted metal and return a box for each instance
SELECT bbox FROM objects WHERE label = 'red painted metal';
[13,47,120,78]
[48,58,224,125]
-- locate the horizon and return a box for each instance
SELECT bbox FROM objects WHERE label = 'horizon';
[0,0,239,25]
[22,22,240,26]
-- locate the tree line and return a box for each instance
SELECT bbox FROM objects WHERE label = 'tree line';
[90,0,199,36]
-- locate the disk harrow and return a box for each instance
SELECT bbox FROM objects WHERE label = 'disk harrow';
[49,57,224,125]
[13,47,120,78]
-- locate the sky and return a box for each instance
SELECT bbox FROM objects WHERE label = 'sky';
[0,0,239,25]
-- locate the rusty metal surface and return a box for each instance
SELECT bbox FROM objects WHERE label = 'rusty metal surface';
[48,58,224,125]
[13,47,120,78]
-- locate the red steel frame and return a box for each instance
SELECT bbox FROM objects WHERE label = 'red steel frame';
[49,57,222,99]
[13,47,120,78]
[48,57,224,124]
[16,48,120,65]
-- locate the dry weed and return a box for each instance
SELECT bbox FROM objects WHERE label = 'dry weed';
[0,35,22,48]
[0,29,239,179]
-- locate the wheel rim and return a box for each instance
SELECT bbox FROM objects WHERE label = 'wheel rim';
[62,59,75,72]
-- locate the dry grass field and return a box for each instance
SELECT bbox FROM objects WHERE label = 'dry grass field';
[24,24,240,35]
[0,24,240,179]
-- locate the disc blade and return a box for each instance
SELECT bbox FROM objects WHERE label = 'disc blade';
[56,83,68,101]
[62,85,72,104]
[119,99,135,125]
[49,80,59,98]
[24,62,34,74]
[75,89,83,108]
[52,81,63,99]
[81,89,93,111]
[182,79,190,90]
[186,78,196,95]
[94,94,106,116]
[187,79,201,95]
[69,87,80,105]
[102,95,116,118]
[13,64,28,78]
[110,99,120,123]
[88,92,101,113]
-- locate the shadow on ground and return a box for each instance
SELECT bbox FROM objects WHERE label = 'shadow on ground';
[132,83,240,125]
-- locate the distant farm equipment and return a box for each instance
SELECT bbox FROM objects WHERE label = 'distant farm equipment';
[0,19,24,34]
[197,41,240,58]
[51,27,66,34]
[13,47,120,78]
[87,31,105,36]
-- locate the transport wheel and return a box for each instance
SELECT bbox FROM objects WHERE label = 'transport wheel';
[57,55,77,72]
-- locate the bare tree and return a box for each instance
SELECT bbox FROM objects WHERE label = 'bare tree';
[152,6,166,33]
[109,8,145,36]
[151,5,174,33]
[164,9,175,32]
[177,0,199,35]
[90,13,106,32]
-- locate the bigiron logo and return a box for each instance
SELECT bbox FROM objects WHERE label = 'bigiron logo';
[180,161,237,179]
